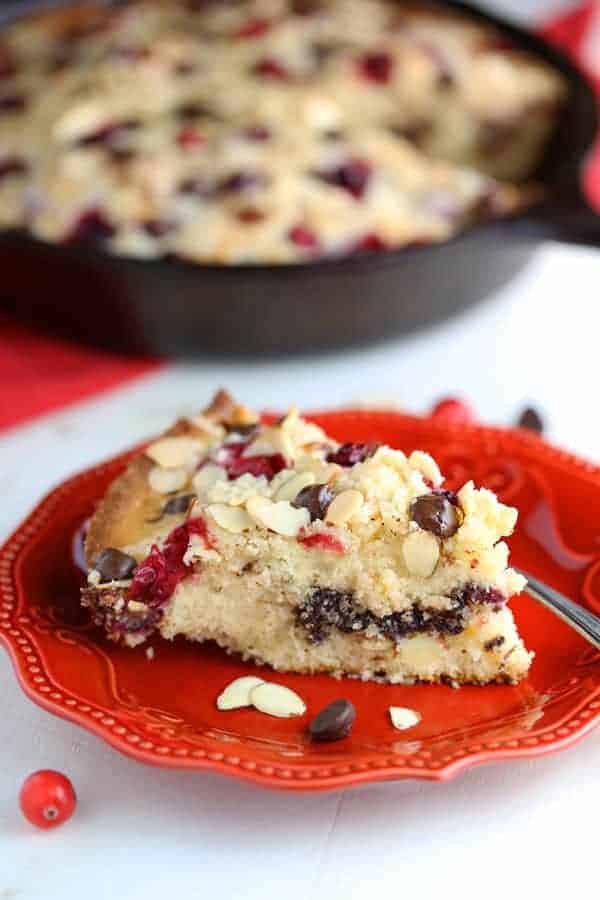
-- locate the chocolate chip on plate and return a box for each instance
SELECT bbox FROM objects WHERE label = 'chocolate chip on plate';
[162,493,195,515]
[516,406,544,434]
[292,483,334,521]
[95,547,137,582]
[309,699,356,742]
[410,492,459,538]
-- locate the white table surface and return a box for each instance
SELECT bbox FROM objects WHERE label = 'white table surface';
[3,1,600,895]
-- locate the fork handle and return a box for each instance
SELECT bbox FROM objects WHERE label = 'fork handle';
[518,569,600,652]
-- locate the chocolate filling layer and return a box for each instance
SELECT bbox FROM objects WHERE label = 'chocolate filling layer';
[295,584,505,644]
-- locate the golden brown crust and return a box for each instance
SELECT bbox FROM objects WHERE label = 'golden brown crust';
[84,390,249,569]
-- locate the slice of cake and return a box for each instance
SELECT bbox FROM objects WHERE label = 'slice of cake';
[82,390,532,685]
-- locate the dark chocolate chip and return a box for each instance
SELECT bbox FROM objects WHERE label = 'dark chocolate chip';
[162,493,195,515]
[95,548,138,582]
[292,483,334,521]
[410,492,459,538]
[517,406,544,434]
[309,699,356,742]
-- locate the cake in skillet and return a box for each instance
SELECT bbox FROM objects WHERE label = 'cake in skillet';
[81,390,532,685]
[0,0,565,263]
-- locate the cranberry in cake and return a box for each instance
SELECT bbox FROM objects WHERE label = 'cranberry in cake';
[81,390,532,685]
[0,0,565,263]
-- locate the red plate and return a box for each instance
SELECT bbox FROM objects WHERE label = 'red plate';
[2,411,600,791]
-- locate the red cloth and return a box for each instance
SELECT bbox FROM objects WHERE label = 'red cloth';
[0,314,161,432]
[0,3,599,433]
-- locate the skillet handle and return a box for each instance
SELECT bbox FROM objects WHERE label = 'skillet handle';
[523,187,600,248]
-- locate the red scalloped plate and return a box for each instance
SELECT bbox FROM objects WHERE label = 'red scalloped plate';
[2,411,600,791]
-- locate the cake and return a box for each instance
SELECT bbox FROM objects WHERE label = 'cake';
[81,390,532,685]
[0,0,565,263]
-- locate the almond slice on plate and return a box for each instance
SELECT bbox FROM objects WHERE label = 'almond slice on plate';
[217,676,265,710]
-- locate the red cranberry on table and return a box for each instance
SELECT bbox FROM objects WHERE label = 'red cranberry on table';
[430,397,475,425]
[19,770,76,829]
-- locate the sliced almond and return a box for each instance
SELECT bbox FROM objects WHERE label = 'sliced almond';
[192,463,227,495]
[148,465,188,495]
[408,450,443,487]
[250,682,306,718]
[246,496,310,537]
[87,569,101,587]
[389,707,421,731]
[207,503,254,534]
[188,413,226,439]
[243,427,294,462]
[402,530,439,577]
[325,489,364,526]
[145,436,206,469]
[217,676,265,711]
[273,471,316,502]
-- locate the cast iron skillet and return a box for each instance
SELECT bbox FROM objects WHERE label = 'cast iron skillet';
[0,0,599,356]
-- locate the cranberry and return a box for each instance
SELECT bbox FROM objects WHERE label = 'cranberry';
[236,208,265,224]
[212,438,287,480]
[317,159,371,199]
[430,397,475,425]
[353,233,388,254]
[19,771,76,830]
[220,172,263,193]
[326,442,379,467]
[0,94,26,114]
[67,209,115,243]
[288,225,319,250]
[243,126,271,141]
[253,58,290,80]
[228,453,287,480]
[236,19,270,39]
[177,126,204,149]
[0,157,27,180]
[298,532,345,554]
[358,52,392,84]
[129,517,215,607]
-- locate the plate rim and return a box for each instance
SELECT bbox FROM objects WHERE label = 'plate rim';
[2,410,600,792]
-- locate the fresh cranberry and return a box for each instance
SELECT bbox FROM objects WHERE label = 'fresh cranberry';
[353,233,388,254]
[288,225,319,250]
[298,532,345,554]
[211,439,287,480]
[318,159,371,199]
[358,52,392,84]
[220,172,263,193]
[0,157,27,180]
[177,126,204,149]
[129,517,215,607]
[430,397,475,425]
[228,453,287,480]
[253,58,290,80]
[326,442,380,467]
[67,209,115,243]
[237,207,265,224]
[19,771,76,830]
[0,94,26,113]
[243,126,271,141]
[236,19,270,39]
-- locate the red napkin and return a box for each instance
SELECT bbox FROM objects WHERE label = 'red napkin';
[1,3,599,433]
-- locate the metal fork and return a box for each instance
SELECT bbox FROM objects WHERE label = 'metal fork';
[517,569,600,651]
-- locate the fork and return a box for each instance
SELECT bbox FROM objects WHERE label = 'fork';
[517,569,600,651]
